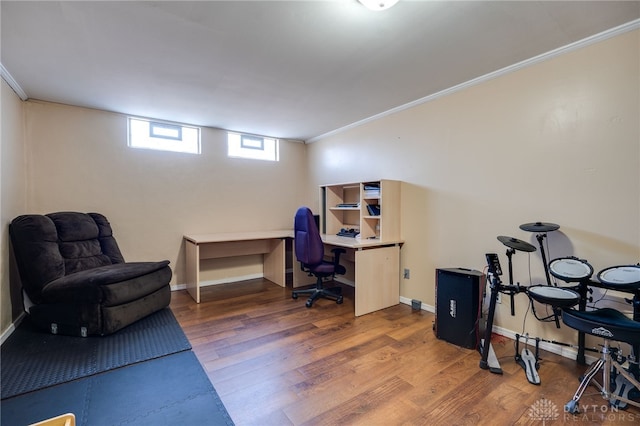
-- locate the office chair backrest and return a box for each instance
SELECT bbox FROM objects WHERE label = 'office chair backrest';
[294,207,324,267]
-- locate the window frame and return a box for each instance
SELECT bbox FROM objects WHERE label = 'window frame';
[127,116,201,155]
[227,132,279,162]
[149,121,183,141]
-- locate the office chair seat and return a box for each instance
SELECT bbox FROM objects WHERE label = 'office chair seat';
[307,263,334,274]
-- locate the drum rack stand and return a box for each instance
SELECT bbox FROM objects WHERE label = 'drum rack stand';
[479,261,544,385]
[479,248,570,386]
[478,264,505,375]
[480,251,526,376]
[479,268,536,380]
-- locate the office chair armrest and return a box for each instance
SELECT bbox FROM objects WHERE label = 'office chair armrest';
[331,248,346,275]
[331,248,345,263]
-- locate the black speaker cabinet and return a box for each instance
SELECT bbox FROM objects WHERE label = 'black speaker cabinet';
[435,268,484,349]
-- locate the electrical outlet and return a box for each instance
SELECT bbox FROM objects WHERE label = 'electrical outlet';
[403,268,410,279]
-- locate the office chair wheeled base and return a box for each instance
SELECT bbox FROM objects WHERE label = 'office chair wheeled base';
[292,280,343,308]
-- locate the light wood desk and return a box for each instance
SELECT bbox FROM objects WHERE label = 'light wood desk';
[184,230,292,303]
[293,234,403,316]
[184,231,402,315]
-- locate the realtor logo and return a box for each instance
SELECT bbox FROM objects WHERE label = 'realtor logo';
[528,397,559,425]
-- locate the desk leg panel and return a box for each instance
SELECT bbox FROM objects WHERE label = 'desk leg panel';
[263,239,286,287]
[185,241,200,303]
[354,245,400,316]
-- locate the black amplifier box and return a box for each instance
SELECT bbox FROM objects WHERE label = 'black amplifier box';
[435,268,484,349]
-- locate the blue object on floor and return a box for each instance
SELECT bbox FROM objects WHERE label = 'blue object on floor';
[1,351,234,426]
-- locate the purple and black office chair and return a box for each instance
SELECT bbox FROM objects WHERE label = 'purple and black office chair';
[292,207,346,308]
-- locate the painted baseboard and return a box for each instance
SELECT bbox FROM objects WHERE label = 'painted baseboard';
[0,312,25,345]
[171,273,265,291]
[171,270,354,291]
[400,296,435,314]
[398,297,597,364]
[333,276,355,287]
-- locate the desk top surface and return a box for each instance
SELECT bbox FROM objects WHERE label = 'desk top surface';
[183,230,402,248]
[184,230,293,244]
[321,234,403,249]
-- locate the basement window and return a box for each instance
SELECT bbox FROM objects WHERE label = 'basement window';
[228,132,279,161]
[128,117,201,154]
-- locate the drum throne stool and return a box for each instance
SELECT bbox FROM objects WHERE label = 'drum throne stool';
[562,307,640,413]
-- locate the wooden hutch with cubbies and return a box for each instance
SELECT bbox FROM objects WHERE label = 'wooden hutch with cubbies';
[320,179,401,242]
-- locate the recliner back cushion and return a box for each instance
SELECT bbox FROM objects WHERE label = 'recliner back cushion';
[48,212,123,274]
[10,215,65,303]
[10,212,125,303]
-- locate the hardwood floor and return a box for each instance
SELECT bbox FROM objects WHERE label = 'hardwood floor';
[170,279,640,425]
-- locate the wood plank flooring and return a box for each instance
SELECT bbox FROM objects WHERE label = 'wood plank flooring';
[170,279,640,425]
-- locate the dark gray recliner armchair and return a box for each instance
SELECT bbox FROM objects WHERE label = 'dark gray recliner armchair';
[9,212,172,336]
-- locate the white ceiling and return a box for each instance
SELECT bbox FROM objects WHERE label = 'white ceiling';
[2,1,639,141]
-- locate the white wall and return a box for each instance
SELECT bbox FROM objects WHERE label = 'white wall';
[1,88,311,336]
[307,30,640,349]
[1,78,27,335]
[21,101,310,287]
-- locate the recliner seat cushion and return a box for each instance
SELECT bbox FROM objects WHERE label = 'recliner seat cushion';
[41,261,171,305]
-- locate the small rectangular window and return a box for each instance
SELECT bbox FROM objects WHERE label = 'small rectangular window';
[228,132,279,161]
[128,117,200,154]
[241,135,264,150]
[150,122,182,140]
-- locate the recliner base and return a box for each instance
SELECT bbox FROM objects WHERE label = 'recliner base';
[30,284,171,336]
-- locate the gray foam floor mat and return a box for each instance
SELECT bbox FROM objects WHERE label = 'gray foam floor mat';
[1,351,234,426]
[1,308,191,399]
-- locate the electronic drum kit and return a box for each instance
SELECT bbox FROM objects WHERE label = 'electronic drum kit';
[480,221,640,396]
